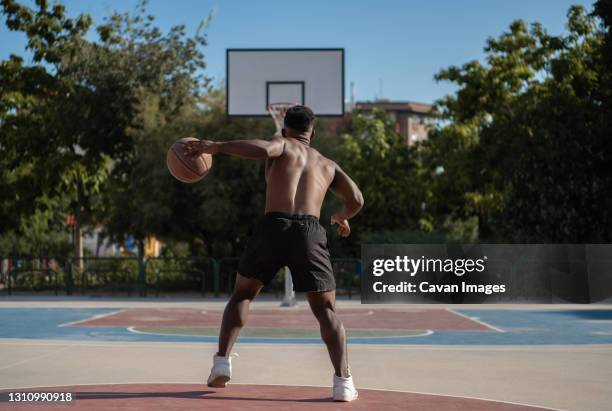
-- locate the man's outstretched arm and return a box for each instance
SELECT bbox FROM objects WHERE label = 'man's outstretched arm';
[184,137,285,159]
[329,163,364,237]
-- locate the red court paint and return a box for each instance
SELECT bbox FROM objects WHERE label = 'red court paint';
[74,308,489,331]
[0,384,553,411]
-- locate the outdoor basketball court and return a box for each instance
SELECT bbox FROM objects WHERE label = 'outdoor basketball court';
[1,5,611,409]
[1,299,611,410]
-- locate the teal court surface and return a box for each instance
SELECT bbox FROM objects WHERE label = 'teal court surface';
[0,299,611,410]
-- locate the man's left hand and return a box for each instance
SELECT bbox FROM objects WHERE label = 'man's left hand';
[331,214,351,238]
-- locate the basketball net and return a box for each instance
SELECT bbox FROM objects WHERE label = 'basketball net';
[269,103,299,307]
[268,102,297,137]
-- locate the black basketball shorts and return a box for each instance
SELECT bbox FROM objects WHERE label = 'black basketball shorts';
[238,212,336,292]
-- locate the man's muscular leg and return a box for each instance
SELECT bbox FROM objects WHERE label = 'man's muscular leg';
[217,273,263,356]
[307,290,349,377]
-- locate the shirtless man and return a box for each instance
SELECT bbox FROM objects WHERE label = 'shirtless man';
[184,105,363,402]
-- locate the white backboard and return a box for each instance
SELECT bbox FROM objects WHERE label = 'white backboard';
[226,48,344,117]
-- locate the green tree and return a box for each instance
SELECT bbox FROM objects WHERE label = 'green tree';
[93,3,214,261]
[425,4,611,242]
[320,109,432,254]
[1,0,215,261]
[0,0,100,257]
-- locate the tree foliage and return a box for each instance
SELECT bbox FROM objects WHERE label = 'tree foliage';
[423,4,611,242]
[1,0,610,261]
[0,0,95,255]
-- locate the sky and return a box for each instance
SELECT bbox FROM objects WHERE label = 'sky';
[0,0,595,105]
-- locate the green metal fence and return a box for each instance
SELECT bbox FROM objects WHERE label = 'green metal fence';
[1,257,63,296]
[0,256,361,297]
[145,257,218,297]
[72,257,140,296]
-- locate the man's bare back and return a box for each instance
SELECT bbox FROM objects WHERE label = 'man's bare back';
[264,137,334,218]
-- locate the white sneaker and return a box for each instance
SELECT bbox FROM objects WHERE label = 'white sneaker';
[207,353,238,388]
[333,373,358,402]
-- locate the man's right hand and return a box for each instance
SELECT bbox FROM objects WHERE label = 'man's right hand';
[184,139,218,157]
[331,214,351,238]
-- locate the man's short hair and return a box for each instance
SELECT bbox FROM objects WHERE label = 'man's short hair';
[284,105,315,132]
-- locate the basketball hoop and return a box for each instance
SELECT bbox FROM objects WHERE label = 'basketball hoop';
[268,102,298,134]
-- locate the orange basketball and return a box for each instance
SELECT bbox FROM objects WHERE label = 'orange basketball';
[166,137,213,183]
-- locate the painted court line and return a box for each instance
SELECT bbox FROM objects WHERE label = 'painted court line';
[250,310,375,317]
[0,346,70,371]
[250,383,564,411]
[127,326,156,335]
[0,339,611,351]
[125,326,434,339]
[58,309,127,327]
[447,308,505,333]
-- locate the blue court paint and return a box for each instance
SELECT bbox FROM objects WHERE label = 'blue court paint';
[0,308,612,345]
